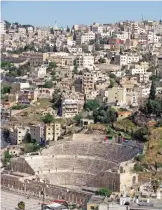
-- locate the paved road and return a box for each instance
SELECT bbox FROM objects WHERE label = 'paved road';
[1,191,42,210]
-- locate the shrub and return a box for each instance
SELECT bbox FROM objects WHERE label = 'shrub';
[134,163,144,172]
[135,154,144,162]
[96,188,112,197]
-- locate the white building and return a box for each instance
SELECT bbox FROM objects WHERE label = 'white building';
[32,65,47,78]
[0,21,6,35]
[114,54,140,65]
[18,27,26,35]
[76,32,95,45]
[92,24,103,33]
[76,55,94,68]
[130,66,145,75]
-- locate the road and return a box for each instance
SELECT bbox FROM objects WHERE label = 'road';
[1,190,42,210]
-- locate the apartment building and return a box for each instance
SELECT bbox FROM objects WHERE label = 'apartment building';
[18,89,38,104]
[82,71,95,94]
[68,46,82,54]
[76,32,95,45]
[114,54,140,65]
[32,65,47,78]
[130,66,145,75]
[76,55,94,67]
[18,27,26,35]
[92,24,103,33]
[158,55,162,77]
[107,87,127,106]
[44,123,61,141]
[0,21,6,35]
[22,52,44,67]
[11,82,30,93]
[10,126,30,145]
[62,99,78,118]
[30,124,44,143]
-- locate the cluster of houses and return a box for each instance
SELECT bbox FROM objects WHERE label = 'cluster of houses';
[1,20,162,146]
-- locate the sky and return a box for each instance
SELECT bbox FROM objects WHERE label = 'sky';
[1,1,162,28]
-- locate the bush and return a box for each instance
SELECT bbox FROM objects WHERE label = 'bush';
[84,99,100,111]
[134,163,144,172]
[135,154,144,162]
[73,114,82,125]
[11,105,29,110]
[134,127,148,142]
[24,143,40,153]
[96,188,112,197]
[44,80,53,88]
[42,113,54,124]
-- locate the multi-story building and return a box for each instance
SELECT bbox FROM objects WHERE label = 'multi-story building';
[107,87,127,106]
[62,99,78,118]
[82,71,95,94]
[44,123,61,142]
[158,55,162,78]
[76,55,94,67]
[76,32,95,45]
[114,54,140,65]
[30,124,44,143]
[32,65,47,78]
[0,21,6,35]
[10,126,30,145]
[92,24,103,33]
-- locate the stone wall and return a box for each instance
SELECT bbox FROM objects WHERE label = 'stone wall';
[1,174,92,205]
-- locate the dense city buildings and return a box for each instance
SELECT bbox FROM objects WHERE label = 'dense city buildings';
[1,16,162,210]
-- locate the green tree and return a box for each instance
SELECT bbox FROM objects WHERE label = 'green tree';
[151,179,161,193]
[50,28,54,34]
[108,79,114,88]
[42,113,54,124]
[73,65,78,74]
[66,26,70,32]
[98,57,106,63]
[134,127,148,142]
[44,80,53,88]
[24,143,40,153]
[149,80,156,100]
[84,99,100,111]
[51,89,63,109]
[2,129,10,141]
[73,114,82,125]
[24,133,32,143]
[17,201,25,210]
[49,62,57,69]
[96,188,112,197]
[93,105,117,124]
[3,151,13,166]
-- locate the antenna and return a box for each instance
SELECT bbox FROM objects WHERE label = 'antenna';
[142,14,144,22]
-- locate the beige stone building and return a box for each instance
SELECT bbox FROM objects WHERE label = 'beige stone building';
[82,71,95,95]
[107,87,127,106]
[44,123,61,141]
[62,99,78,118]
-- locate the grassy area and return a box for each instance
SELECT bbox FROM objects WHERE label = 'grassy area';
[113,118,139,134]
[11,105,29,110]
[144,127,162,164]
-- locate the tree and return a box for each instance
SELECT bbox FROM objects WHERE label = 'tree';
[73,65,78,74]
[93,105,117,124]
[2,129,10,142]
[134,127,148,142]
[51,89,63,110]
[149,80,156,100]
[98,57,106,63]
[108,79,114,88]
[49,62,57,69]
[53,45,57,52]
[17,201,25,210]
[44,80,53,88]
[151,179,161,193]
[96,188,112,197]
[24,143,40,153]
[2,151,13,166]
[84,99,100,111]
[66,26,70,32]
[50,28,54,34]
[1,85,11,94]
[24,133,32,143]
[42,113,54,124]
[73,114,82,125]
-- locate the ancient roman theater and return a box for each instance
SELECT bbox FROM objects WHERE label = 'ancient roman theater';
[2,139,143,198]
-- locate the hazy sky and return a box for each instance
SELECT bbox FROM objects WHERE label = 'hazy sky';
[2,1,162,27]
